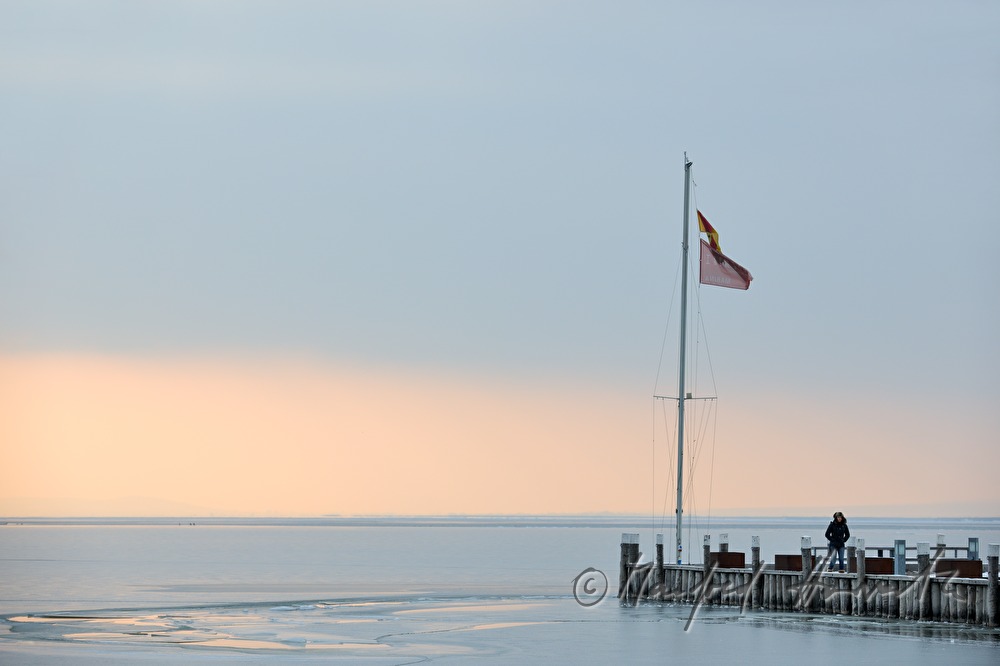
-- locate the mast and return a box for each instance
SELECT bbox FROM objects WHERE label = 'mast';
[675,154,693,564]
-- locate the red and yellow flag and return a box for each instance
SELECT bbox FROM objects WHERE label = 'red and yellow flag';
[697,210,720,252]
[696,209,753,290]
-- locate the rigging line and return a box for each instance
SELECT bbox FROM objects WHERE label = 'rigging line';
[651,399,656,540]
[682,259,710,486]
[694,320,719,471]
[696,293,720,399]
[691,393,716,450]
[693,316,719,533]
[682,402,715,528]
[706,399,719,525]
[690,399,717,531]
[660,430,675,527]
[690,252,721,538]
[690,247,720,399]
[690,363,709,481]
[670,404,679,531]
[683,434,700,524]
[687,409,706,488]
[685,436,701,505]
[650,396,669,522]
[686,494,701,561]
[652,241,681,537]
[699,403,717,473]
[688,404,705,520]
[660,398,676,531]
[652,245,683,397]
[652,226,684,537]
[652,400,673,539]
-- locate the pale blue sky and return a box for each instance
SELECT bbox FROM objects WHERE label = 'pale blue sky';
[2,2,998,491]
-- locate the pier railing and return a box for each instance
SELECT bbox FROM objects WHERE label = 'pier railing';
[808,535,981,571]
[617,534,999,628]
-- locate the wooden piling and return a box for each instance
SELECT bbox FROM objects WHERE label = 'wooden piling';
[917,541,930,620]
[619,532,640,602]
[799,537,812,611]
[655,533,664,592]
[855,538,866,617]
[916,541,930,573]
[763,570,772,610]
[706,534,724,605]
[932,576,942,620]
[893,539,906,575]
[887,579,899,618]
[954,581,965,622]
[751,536,762,610]
[619,535,628,598]
[988,543,999,628]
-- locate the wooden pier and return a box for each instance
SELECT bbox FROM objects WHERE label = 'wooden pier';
[618,533,1000,628]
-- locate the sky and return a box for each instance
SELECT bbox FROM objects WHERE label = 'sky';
[1,1,998,518]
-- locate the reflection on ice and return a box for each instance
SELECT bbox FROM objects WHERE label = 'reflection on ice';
[458,622,544,631]
[395,602,548,615]
[2,597,558,659]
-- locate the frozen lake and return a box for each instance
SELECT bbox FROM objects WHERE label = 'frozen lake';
[2,516,998,663]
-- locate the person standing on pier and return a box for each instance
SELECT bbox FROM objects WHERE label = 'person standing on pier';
[825,512,850,572]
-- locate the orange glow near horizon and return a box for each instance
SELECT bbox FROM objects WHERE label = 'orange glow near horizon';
[0,354,652,516]
[1,354,997,517]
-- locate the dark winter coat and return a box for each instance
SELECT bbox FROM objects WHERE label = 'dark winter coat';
[825,520,850,548]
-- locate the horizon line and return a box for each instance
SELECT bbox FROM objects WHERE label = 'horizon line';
[3,512,998,521]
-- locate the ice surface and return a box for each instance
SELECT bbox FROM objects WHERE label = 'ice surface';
[1,517,998,663]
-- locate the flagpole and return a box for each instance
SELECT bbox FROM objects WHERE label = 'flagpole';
[676,154,692,564]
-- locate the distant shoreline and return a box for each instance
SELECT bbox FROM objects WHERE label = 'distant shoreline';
[2,514,998,529]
